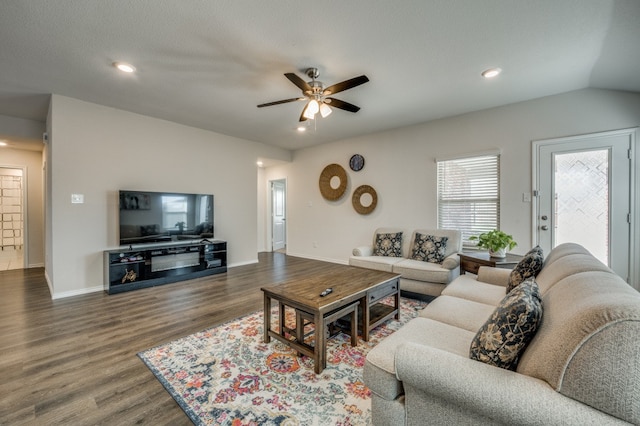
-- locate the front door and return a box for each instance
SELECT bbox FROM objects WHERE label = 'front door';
[534,129,633,282]
[271,180,286,251]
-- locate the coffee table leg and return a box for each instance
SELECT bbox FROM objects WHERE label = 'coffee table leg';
[350,306,358,346]
[278,301,286,336]
[361,296,371,342]
[263,294,271,343]
[394,280,400,320]
[314,312,325,374]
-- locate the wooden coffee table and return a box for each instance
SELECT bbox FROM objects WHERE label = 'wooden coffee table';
[261,266,400,373]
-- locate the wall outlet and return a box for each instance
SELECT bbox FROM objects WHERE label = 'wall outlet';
[522,192,531,203]
[71,193,84,204]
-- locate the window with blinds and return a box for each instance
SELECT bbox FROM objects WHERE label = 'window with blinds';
[437,154,500,248]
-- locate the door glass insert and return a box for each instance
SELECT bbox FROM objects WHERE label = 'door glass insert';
[554,149,609,265]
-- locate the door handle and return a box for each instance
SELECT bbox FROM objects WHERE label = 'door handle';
[541,215,548,221]
[540,225,549,231]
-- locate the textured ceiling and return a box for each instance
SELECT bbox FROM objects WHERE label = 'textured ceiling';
[1,0,639,151]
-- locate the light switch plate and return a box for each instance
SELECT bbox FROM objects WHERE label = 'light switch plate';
[71,194,84,204]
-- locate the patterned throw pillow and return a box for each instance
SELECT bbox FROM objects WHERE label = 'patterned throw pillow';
[469,278,543,371]
[506,246,544,293]
[410,233,448,263]
[373,232,403,257]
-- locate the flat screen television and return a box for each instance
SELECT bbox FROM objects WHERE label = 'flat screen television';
[119,190,213,246]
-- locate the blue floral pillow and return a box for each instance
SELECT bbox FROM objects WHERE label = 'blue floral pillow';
[507,246,544,293]
[469,278,543,371]
[410,233,448,263]
[373,232,403,257]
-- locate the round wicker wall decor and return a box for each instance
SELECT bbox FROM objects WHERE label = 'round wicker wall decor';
[352,184,378,214]
[319,163,348,201]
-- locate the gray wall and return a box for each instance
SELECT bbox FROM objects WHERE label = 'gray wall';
[46,95,290,298]
[262,89,640,287]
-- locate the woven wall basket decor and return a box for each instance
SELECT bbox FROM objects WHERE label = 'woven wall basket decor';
[319,163,348,201]
[352,184,378,214]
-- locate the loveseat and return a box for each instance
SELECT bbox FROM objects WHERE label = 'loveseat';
[363,243,640,425]
[349,228,462,298]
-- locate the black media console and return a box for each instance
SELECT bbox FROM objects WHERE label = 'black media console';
[103,240,227,294]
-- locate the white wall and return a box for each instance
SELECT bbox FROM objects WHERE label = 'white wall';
[262,89,640,266]
[48,95,290,298]
[0,148,45,267]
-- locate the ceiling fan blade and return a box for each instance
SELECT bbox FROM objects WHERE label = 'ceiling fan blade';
[322,75,369,96]
[324,98,360,113]
[285,73,312,93]
[257,98,304,108]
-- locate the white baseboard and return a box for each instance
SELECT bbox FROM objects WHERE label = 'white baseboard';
[228,259,259,268]
[52,285,103,300]
[285,252,349,265]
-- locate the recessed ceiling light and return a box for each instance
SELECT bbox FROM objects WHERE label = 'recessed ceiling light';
[482,67,502,79]
[256,161,264,167]
[0,141,8,147]
[297,126,307,132]
[113,62,136,73]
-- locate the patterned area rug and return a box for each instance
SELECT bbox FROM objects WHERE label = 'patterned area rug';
[138,297,427,425]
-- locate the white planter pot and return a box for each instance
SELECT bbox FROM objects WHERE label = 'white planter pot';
[489,247,507,258]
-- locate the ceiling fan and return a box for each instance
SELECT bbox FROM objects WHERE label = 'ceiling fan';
[257,68,369,122]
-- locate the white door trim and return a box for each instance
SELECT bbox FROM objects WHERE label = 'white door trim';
[0,164,28,268]
[269,178,287,252]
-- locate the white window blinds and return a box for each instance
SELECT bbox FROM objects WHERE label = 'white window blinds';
[437,154,500,247]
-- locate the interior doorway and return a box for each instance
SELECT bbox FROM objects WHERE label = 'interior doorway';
[0,166,25,270]
[533,128,635,284]
[271,179,286,252]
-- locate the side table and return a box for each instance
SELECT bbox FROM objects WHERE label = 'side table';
[458,252,522,275]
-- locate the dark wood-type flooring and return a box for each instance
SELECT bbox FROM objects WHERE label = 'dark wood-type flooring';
[0,252,350,425]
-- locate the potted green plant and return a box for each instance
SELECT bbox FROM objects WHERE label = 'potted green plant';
[175,221,186,232]
[469,229,517,258]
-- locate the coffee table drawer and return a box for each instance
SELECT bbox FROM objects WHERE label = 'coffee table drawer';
[368,279,399,303]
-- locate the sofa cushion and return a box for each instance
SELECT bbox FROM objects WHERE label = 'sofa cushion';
[373,232,403,257]
[441,275,507,306]
[506,246,544,293]
[349,255,403,273]
[364,317,475,401]
[419,295,496,332]
[410,233,448,263]
[393,259,452,284]
[534,252,613,295]
[470,278,543,371]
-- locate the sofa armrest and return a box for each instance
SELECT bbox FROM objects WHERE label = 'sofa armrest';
[352,246,373,256]
[395,343,623,425]
[441,252,460,270]
[476,266,511,287]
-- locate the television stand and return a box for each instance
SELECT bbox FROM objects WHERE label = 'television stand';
[103,240,227,294]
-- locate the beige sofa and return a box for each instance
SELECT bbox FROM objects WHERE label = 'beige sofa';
[364,243,640,425]
[349,228,462,298]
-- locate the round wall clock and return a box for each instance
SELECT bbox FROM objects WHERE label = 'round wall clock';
[349,154,365,171]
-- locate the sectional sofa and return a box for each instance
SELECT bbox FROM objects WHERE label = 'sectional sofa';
[363,243,640,425]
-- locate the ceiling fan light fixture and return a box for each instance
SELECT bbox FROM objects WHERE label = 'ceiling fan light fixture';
[303,99,319,119]
[319,103,332,118]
